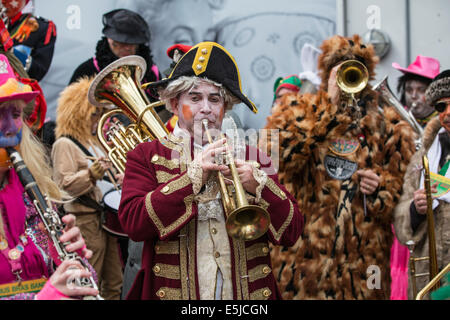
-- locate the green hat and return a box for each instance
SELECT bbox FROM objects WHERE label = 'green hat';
[146,42,258,113]
[273,75,302,100]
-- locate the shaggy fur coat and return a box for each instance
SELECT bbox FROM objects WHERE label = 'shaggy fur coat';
[394,117,450,299]
[264,87,416,299]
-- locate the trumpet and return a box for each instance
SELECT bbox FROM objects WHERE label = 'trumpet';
[6,148,103,300]
[88,55,168,174]
[202,119,270,241]
[406,155,439,299]
[336,59,369,107]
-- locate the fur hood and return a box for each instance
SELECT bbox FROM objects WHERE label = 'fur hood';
[55,76,97,144]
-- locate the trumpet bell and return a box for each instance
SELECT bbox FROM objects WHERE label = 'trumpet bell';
[336,60,369,95]
[226,205,270,241]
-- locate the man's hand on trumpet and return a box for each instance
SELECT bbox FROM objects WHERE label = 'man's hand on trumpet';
[196,136,259,195]
[220,159,259,195]
[197,137,228,185]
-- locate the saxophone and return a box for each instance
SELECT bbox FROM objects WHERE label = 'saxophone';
[6,147,103,300]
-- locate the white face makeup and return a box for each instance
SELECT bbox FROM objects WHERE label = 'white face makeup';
[404,79,434,119]
[171,82,225,145]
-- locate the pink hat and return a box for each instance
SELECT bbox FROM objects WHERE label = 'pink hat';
[392,55,440,80]
[0,54,39,104]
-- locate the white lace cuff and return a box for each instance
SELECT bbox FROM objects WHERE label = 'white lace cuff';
[251,163,268,204]
[187,160,203,195]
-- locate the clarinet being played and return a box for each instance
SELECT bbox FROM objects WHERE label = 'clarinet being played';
[6,147,103,300]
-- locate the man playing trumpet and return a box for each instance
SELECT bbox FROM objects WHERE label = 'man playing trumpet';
[263,35,417,299]
[118,42,303,300]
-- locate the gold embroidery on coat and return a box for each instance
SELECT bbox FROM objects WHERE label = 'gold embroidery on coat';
[231,239,242,300]
[231,238,249,300]
[246,242,270,261]
[248,264,271,283]
[151,154,180,170]
[145,190,195,238]
[155,241,180,255]
[259,199,270,210]
[179,227,189,300]
[265,178,287,200]
[268,200,294,242]
[164,173,191,195]
[156,170,178,184]
[250,287,272,300]
[152,263,181,280]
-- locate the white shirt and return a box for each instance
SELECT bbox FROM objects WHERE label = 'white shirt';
[173,122,233,300]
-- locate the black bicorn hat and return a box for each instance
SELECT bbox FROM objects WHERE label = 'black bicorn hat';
[102,9,150,45]
[146,42,258,113]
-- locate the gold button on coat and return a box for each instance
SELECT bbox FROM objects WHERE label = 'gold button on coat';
[153,265,161,273]
[262,247,269,254]
[263,289,271,297]
[211,228,217,235]
[262,266,271,274]
[152,155,159,162]
[214,252,220,258]
[157,289,165,298]
[161,186,170,194]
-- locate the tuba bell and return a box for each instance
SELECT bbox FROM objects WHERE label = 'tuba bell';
[88,55,168,174]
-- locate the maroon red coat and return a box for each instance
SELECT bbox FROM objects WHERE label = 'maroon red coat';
[118,134,303,300]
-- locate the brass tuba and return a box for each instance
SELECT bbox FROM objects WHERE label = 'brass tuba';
[373,76,423,149]
[88,55,168,174]
[406,155,440,299]
[202,119,270,241]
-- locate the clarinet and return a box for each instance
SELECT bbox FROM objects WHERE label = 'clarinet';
[6,147,103,300]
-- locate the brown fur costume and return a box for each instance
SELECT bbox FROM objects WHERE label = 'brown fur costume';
[54,76,98,144]
[264,35,416,299]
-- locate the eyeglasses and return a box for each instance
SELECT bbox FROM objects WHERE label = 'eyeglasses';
[435,99,450,113]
